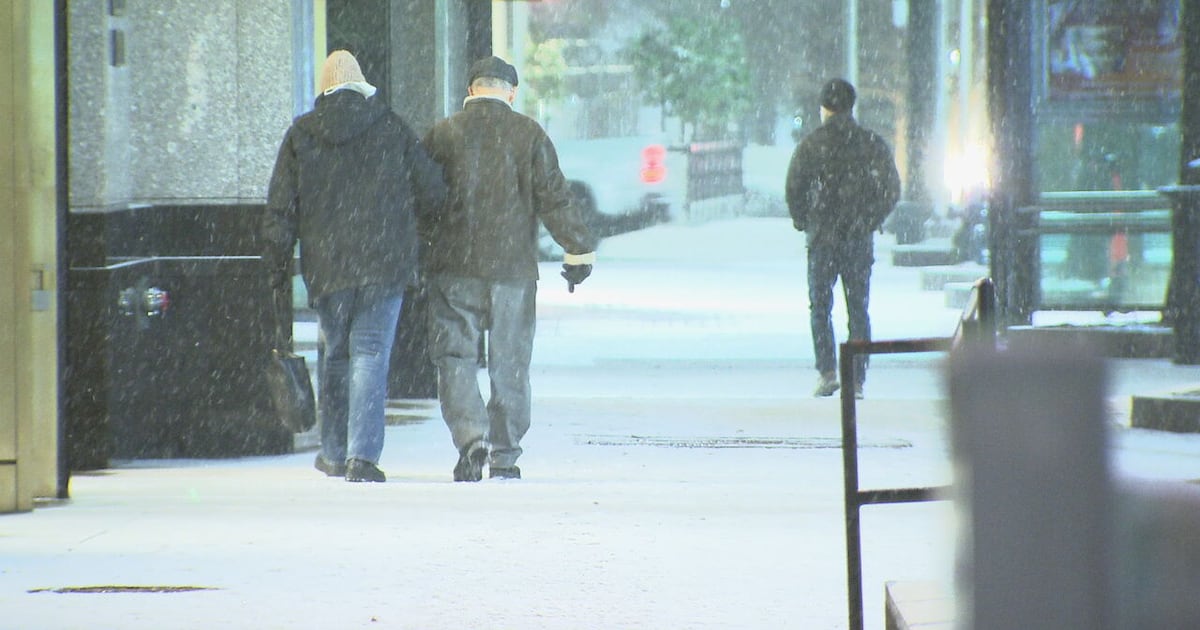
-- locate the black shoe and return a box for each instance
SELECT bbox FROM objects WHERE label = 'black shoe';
[314,454,346,477]
[453,441,488,482]
[345,458,386,483]
[489,465,521,480]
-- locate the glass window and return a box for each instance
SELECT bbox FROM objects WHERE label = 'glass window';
[1036,120,1180,193]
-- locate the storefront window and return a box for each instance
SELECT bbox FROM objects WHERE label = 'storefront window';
[1045,0,1180,102]
[1030,1,1182,311]
[1037,120,1180,193]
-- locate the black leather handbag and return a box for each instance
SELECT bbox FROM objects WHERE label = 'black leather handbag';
[266,289,316,433]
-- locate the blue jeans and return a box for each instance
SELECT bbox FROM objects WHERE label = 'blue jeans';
[426,275,536,468]
[315,288,403,465]
[807,235,873,384]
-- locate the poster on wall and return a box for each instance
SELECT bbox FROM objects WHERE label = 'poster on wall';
[1046,0,1181,100]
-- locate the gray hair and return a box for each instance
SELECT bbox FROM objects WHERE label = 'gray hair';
[471,76,513,91]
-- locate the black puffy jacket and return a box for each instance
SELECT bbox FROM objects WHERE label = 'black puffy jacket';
[262,90,446,304]
[785,112,900,244]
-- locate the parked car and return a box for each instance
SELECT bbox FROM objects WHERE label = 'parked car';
[539,135,684,259]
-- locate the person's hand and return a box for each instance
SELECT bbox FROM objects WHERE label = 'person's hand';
[792,218,806,232]
[561,263,592,293]
[270,269,291,292]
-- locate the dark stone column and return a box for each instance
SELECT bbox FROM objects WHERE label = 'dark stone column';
[467,0,492,62]
[986,0,1037,325]
[326,0,479,134]
[1161,0,1200,364]
[326,0,484,398]
[1160,183,1200,364]
[892,1,938,245]
[326,0,392,104]
[904,1,935,205]
[392,1,439,134]
[55,0,71,498]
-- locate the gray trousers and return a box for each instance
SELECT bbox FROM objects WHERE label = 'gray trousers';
[426,275,535,468]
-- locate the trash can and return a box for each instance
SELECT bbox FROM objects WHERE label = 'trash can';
[887,200,931,244]
[64,205,293,469]
[65,256,292,466]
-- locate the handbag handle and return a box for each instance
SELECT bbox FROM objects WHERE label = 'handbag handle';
[271,287,294,352]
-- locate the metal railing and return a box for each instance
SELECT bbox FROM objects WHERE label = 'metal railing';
[1020,192,1172,312]
[683,141,744,204]
[840,277,995,630]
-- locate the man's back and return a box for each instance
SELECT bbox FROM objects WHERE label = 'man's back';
[786,113,899,242]
[264,89,444,303]
[422,98,594,280]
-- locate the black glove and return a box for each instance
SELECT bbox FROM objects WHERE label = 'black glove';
[561,263,592,293]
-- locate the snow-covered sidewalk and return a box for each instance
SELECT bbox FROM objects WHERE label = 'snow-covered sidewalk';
[4,218,1199,629]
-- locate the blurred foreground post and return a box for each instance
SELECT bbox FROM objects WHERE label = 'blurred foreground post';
[948,346,1114,630]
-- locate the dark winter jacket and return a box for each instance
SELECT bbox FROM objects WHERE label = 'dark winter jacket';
[785,112,900,244]
[262,90,446,304]
[420,97,596,281]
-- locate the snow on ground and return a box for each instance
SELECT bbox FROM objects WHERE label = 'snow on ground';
[3,217,1200,629]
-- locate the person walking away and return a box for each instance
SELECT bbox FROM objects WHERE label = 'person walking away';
[262,50,446,482]
[785,78,900,399]
[421,56,597,482]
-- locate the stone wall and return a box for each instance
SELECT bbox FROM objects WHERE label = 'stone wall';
[68,0,294,209]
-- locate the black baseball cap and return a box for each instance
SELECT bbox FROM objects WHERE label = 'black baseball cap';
[468,56,518,87]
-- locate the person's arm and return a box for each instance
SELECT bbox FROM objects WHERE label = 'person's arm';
[531,133,596,290]
[416,125,450,248]
[785,143,815,232]
[869,136,901,231]
[262,128,299,291]
[532,134,597,257]
[407,126,448,225]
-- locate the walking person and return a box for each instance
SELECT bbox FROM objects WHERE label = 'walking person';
[786,78,900,399]
[421,56,597,481]
[262,50,446,482]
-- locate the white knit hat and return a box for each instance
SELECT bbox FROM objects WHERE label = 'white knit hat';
[318,50,375,97]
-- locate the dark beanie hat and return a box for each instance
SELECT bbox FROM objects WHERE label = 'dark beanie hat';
[819,78,856,113]
[468,56,519,87]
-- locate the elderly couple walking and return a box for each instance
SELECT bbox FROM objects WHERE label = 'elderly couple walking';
[262,51,596,483]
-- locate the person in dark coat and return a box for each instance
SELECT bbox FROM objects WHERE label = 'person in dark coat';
[262,50,446,482]
[785,78,900,399]
[421,56,596,482]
